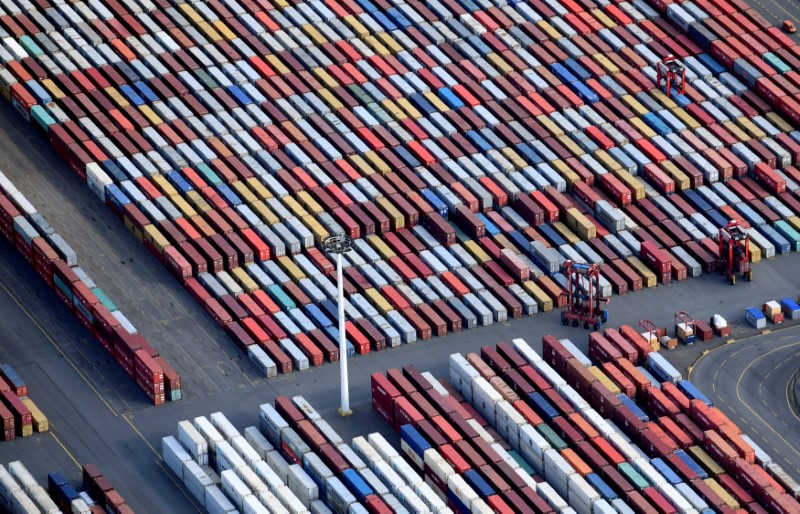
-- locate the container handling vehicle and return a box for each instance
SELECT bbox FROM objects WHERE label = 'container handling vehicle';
[656,56,687,98]
[718,221,753,284]
[560,261,609,330]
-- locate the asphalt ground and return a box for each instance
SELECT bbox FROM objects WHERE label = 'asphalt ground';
[690,328,800,481]
[744,0,800,38]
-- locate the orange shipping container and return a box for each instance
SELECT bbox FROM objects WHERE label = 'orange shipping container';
[600,362,636,398]
[562,448,592,476]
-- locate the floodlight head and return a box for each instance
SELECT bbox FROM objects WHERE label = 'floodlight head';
[323,234,354,254]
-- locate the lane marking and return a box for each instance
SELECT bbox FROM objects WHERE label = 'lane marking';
[0,276,118,416]
[50,430,80,470]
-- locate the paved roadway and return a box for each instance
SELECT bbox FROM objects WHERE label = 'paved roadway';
[690,329,800,482]
[746,0,800,34]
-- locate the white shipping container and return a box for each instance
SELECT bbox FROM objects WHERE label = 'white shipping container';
[222,469,253,511]
[183,461,213,504]
[372,460,405,494]
[536,481,570,511]
[238,466,268,497]
[259,403,289,447]
[179,421,209,465]
[8,462,37,496]
[511,338,542,365]
[206,485,237,514]
[243,495,270,514]
[266,450,290,484]
[544,449,574,497]
[69,498,90,514]
[276,484,307,514]
[217,441,246,473]
[391,456,422,486]
[288,464,319,507]
[470,377,502,425]
[254,461,284,494]
[162,436,192,480]
[367,433,400,461]
[352,437,384,466]
[245,427,274,459]
[423,449,454,491]
[310,500,333,514]
[231,435,262,468]
[449,354,479,400]
[519,424,550,475]
[397,484,428,513]
[413,481,446,513]
[567,475,600,514]
[446,474,478,510]
[194,416,225,453]
[325,477,357,514]
[336,444,367,471]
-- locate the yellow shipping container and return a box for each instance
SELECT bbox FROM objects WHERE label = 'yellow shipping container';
[613,169,645,200]
[735,117,765,140]
[536,115,564,137]
[748,241,761,263]
[378,32,404,54]
[659,161,690,191]
[650,89,677,110]
[151,174,178,197]
[178,4,202,24]
[41,79,65,100]
[367,234,396,260]
[265,55,290,75]
[396,97,423,119]
[296,191,323,216]
[171,195,197,218]
[486,53,513,75]
[722,120,750,142]
[557,134,585,158]
[536,20,563,40]
[213,20,236,41]
[139,105,163,126]
[186,191,211,213]
[381,99,407,121]
[788,215,800,234]
[423,91,449,113]
[629,117,658,139]
[594,149,622,172]
[302,24,327,45]
[588,366,621,395]
[363,35,389,55]
[105,87,129,108]
[551,221,580,244]
[364,287,394,315]
[363,150,391,175]
[277,256,306,281]
[703,479,739,509]
[671,107,701,130]
[197,21,222,43]
[251,199,280,226]
[463,240,492,264]
[688,446,724,476]
[565,208,596,240]
[343,15,370,38]
[551,160,581,187]
[271,0,288,6]
[522,280,553,312]
[348,154,374,176]
[621,95,648,117]
[500,147,527,170]
[21,398,48,432]
[765,112,794,133]
[230,181,257,205]
[282,196,309,218]
[231,267,259,294]
[626,256,657,288]
[302,215,329,245]
[143,225,170,255]
[493,234,519,254]
[593,54,619,75]
[376,197,404,230]
[318,88,344,110]
[591,8,616,28]
[246,177,272,200]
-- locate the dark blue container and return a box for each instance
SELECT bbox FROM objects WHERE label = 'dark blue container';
[683,190,712,212]
[116,62,139,83]
[677,380,713,407]
[373,11,397,31]
[527,392,559,422]
[386,8,412,28]
[759,224,791,254]
[326,326,355,358]
[447,489,470,514]
[507,230,531,253]
[675,449,708,480]
[564,58,591,81]
[421,189,449,218]
[304,304,333,329]
[650,458,682,485]
[438,87,465,109]
[409,93,437,116]
[570,82,600,104]
[537,224,566,247]
[400,424,432,458]
[688,22,718,50]
[642,112,672,136]
[394,146,422,168]
[227,85,253,106]
[705,209,728,228]
[464,469,495,499]
[216,183,243,207]
[355,0,379,12]
[319,299,338,322]
[134,81,159,103]
[105,185,131,212]
[515,143,544,165]
[467,131,493,153]
[341,469,373,502]
[167,171,193,195]
[586,473,618,500]
[101,160,127,182]
[696,53,725,75]
[466,35,491,55]
[120,84,145,106]
[551,63,577,84]
[477,213,500,236]
[617,394,649,422]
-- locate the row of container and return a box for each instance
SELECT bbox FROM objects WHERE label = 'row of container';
[0,460,132,514]
[1,0,800,371]
[0,171,181,405]
[0,363,49,441]
[369,333,800,513]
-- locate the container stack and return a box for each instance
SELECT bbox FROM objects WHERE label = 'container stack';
[0,363,48,440]
[0,172,180,405]
[371,336,800,513]
[0,0,798,373]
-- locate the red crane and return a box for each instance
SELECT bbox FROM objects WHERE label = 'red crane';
[657,55,686,97]
[560,261,609,330]
[718,221,752,284]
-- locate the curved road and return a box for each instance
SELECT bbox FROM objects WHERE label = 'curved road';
[690,331,800,481]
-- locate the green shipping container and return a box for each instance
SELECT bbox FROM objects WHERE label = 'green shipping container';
[508,450,535,475]
[773,220,800,251]
[30,105,55,132]
[618,462,649,490]
[196,163,222,186]
[54,275,73,304]
[194,69,218,89]
[536,424,568,451]
[763,52,791,74]
[267,285,295,311]
[19,35,43,57]
[91,287,117,312]
[366,102,393,125]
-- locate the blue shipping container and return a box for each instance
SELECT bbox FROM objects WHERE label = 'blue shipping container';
[304,304,333,329]
[341,469,373,502]
[677,380,713,407]
[650,458,682,485]
[464,469,495,499]
[527,392,559,421]
[675,449,708,480]
[586,473,618,500]
[617,394,649,422]
[400,424,432,457]
[421,189,449,217]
